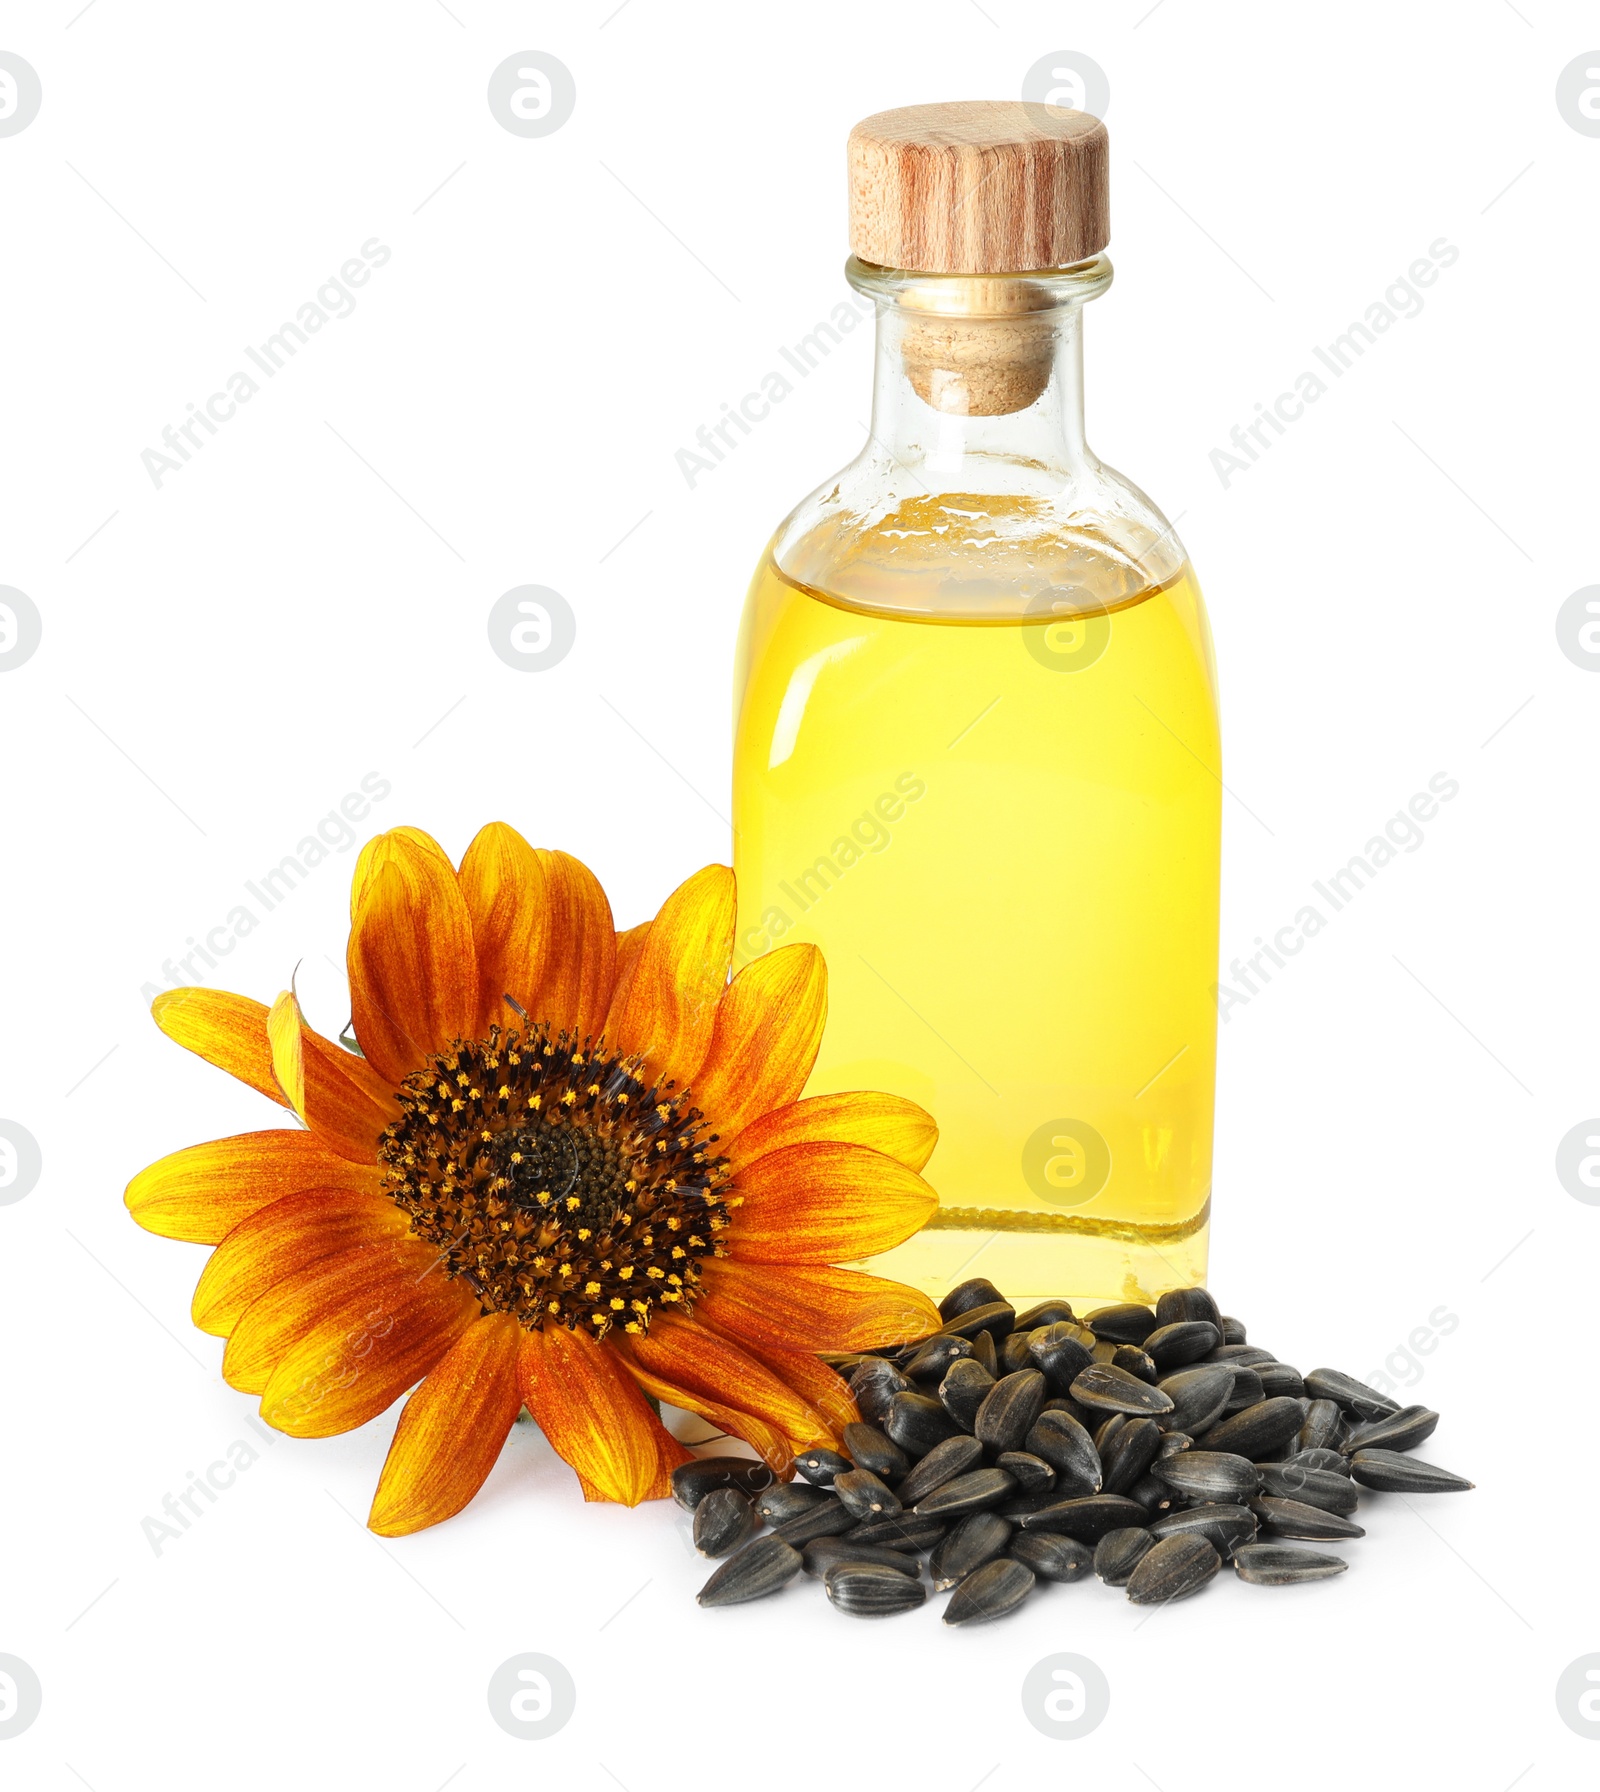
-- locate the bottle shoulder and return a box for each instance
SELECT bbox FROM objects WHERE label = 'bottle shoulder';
[767,445,1190,624]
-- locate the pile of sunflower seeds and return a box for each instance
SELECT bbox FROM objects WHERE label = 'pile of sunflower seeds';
[680,1281,1473,1623]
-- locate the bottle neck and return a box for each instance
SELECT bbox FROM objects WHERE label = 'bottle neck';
[850,254,1112,491]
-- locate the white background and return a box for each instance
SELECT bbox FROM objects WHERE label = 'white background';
[2,2,1595,1786]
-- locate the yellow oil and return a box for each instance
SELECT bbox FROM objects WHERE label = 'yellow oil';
[732,501,1221,1308]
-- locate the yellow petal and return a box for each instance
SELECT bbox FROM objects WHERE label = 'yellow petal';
[126,1132,381,1244]
[347,833,479,1084]
[728,1091,938,1174]
[519,1325,686,1505]
[604,864,734,1084]
[728,1141,938,1264]
[368,1313,526,1535]
[692,944,827,1140]
[151,989,284,1106]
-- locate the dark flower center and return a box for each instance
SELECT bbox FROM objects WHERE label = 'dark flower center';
[375,1022,732,1337]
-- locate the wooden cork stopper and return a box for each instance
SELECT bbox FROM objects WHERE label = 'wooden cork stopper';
[848,101,1109,276]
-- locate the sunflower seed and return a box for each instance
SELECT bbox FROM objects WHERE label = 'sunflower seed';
[794,1446,852,1487]
[999,1488,1064,1519]
[1010,1531,1093,1582]
[999,1330,1038,1374]
[1155,1287,1224,1331]
[671,1456,778,1512]
[1128,1472,1175,1515]
[944,1556,1035,1624]
[903,1333,974,1383]
[1094,1412,1126,1454]
[1143,1320,1221,1370]
[1027,1321,1098,1394]
[848,1357,912,1425]
[1294,1399,1344,1455]
[886,1390,965,1458]
[1126,1532,1220,1604]
[1256,1362,1306,1400]
[694,1487,757,1557]
[1233,1543,1349,1586]
[1148,1502,1258,1558]
[1220,1367,1266,1415]
[974,1368,1048,1453]
[1257,1463,1360,1513]
[754,1482,829,1524]
[1041,1394,1098,1427]
[824,1563,929,1617]
[1250,1496,1366,1540]
[1070,1363,1176,1417]
[1342,1405,1440,1455]
[775,1501,861,1546]
[928,1510,1013,1589]
[833,1468,902,1520]
[1154,1449,1261,1503]
[914,1467,1016,1518]
[894,1433,985,1508]
[995,1450,1056,1496]
[844,1511,948,1551]
[1014,1299,1077,1330]
[1157,1431,1193,1459]
[1219,1315,1247,1344]
[1348,1449,1474,1493]
[1094,1526,1156,1586]
[1207,1343,1276,1367]
[1157,1365,1235,1436]
[1196,1396,1307,1461]
[697,1533,803,1606]
[938,1357,996,1431]
[1101,1416,1163,1497]
[1023,1409,1103,1496]
[1303,1368,1401,1421]
[1090,1339,1120,1364]
[938,1277,1005,1322]
[802,1537,923,1579]
[841,1421,909,1483]
[1112,1344,1159,1384]
[1016,1493,1149,1541]
[970,1326,998,1375]
[941,1299,1017,1341]
[1085,1302,1158,1343]
[1282,1447,1352,1477]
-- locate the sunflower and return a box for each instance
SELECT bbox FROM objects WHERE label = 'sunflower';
[126,825,942,1534]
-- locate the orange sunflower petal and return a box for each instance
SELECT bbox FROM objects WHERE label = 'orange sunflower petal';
[608,920,651,1020]
[618,1311,837,1452]
[223,1235,449,1395]
[617,1353,793,1475]
[256,1254,476,1438]
[519,1324,685,1505]
[728,1091,938,1174]
[349,826,454,921]
[737,1340,861,1438]
[367,1313,525,1536]
[126,1131,381,1244]
[347,834,479,1084]
[692,944,827,1141]
[192,1187,409,1337]
[458,822,549,1037]
[267,990,396,1164]
[151,989,284,1106]
[604,864,734,1083]
[727,1141,938,1264]
[527,849,617,1042]
[696,1257,940,1353]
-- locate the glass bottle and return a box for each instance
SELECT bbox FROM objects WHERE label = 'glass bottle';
[731,105,1221,1307]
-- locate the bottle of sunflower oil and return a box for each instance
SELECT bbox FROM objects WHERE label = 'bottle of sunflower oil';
[732,103,1221,1309]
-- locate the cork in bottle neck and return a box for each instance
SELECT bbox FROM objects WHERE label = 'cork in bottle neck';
[847,101,1111,417]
